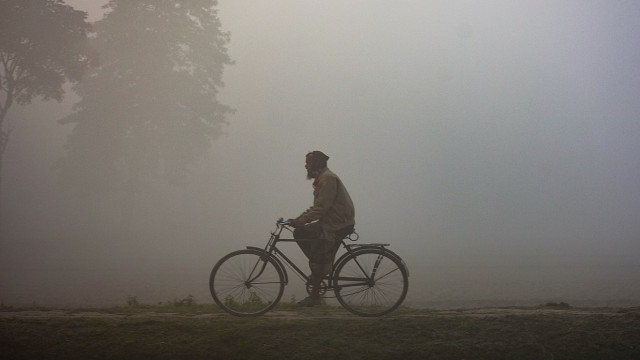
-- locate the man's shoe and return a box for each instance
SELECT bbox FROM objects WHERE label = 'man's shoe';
[297,296,321,307]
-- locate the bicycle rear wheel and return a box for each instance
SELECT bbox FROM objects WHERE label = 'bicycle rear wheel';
[333,248,408,316]
[210,249,285,316]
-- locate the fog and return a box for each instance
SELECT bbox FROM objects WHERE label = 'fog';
[1,0,639,308]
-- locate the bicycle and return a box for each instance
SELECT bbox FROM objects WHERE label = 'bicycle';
[209,218,409,317]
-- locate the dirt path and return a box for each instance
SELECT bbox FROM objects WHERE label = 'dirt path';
[4,306,639,359]
[1,306,634,320]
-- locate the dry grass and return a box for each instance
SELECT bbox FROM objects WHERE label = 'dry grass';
[1,304,639,359]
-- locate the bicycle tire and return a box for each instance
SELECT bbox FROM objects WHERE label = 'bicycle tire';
[333,248,409,316]
[210,249,285,316]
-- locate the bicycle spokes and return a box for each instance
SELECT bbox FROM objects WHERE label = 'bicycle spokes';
[210,249,285,316]
[334,249,408,316]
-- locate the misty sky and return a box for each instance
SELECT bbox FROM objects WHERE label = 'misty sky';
[211,0,640,266]
[2,1,639,306]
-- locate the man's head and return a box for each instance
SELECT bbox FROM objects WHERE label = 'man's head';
[305,151,329,179]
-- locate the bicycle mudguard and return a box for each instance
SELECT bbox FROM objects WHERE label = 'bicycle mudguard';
[334,243,388,269]
[333,245,409,278]
[246,246,289,284]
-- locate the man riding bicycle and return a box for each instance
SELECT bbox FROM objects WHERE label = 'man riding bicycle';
[288,151,355,307]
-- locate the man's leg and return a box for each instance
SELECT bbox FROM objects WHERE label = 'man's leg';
[306,230,338,302]
[294,222,324,305]
[293,223,322,261]
[307,263,325,300]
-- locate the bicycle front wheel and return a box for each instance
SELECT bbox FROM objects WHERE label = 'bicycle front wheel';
[210,249,285,316]
[334,248,408,316]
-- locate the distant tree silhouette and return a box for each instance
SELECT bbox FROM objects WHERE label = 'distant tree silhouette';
[58,0,233,229]
[0,0,91,234]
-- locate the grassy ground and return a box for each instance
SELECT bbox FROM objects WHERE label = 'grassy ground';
[1,303,639,359]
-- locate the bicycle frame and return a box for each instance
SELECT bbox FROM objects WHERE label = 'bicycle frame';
[246,219,395,295]
[245,221,313,288]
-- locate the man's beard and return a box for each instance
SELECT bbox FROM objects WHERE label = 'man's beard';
[306,166,319,180]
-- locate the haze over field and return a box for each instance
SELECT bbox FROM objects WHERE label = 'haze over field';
[1,0,639,308]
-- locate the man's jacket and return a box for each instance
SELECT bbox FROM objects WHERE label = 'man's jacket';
[297,168,355,231]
